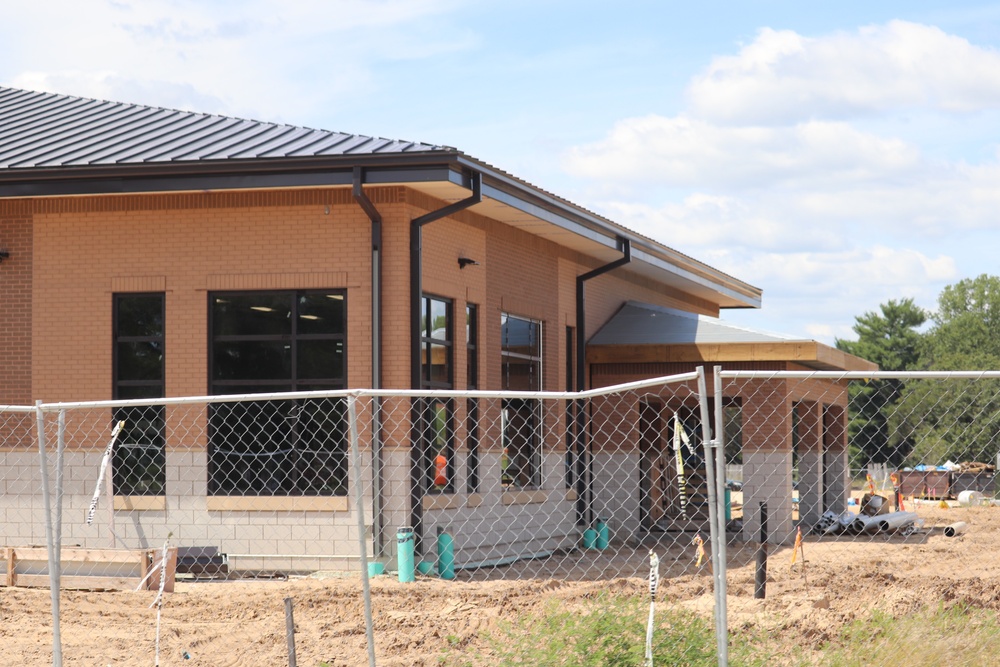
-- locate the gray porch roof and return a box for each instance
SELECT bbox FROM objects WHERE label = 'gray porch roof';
[589,301,877,372]
[589,301,802,346]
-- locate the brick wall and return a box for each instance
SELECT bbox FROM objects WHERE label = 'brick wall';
[0,210,32,404]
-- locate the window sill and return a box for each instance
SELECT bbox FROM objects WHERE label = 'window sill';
[502,489,548,506]
[422,494,464,511]
[206,496,349,512]
[114,496,167,511]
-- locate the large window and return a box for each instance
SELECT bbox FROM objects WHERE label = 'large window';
[208,291,347,496]
[113,294,165,496]
[419,295,454,493]
[501,313,542,488]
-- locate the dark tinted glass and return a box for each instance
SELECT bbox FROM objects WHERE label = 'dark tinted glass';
[116,341,164,382]
[297,293,345,335]
[213,294,292,337]
[213,341,291,381]
[297,340,345,380]
[502,357,540,391]
[429,343,449,384]
[501,315,539,356]
[116,296,163,338]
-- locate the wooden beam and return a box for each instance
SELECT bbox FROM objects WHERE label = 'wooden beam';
[588,341,878,372]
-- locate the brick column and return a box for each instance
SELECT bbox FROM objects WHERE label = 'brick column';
[742,379,794,545]
[823,404,850,512]
[795,401,824,529]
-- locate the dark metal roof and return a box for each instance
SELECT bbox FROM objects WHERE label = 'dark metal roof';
[0,86,446,168]
[0,86,764,309]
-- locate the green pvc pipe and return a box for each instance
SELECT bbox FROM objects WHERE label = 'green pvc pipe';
[437,528,456,580]
[397,527,415,583]
[596,518,610,550]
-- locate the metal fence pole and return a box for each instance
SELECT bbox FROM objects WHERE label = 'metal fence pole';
[55,410,65,592]
[36,402,62,667]
[696,367,725,665]
[348,393,378,667]
[713,366,729,665]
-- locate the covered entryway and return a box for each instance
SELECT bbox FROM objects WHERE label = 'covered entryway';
[588,301,876,544]
[639,400,709,532]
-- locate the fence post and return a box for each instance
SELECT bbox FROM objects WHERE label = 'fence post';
[348,393,378,667]
[754,502,768,600]
[36,402,62,667]
[696,367,726,666]
[713,365,729,666]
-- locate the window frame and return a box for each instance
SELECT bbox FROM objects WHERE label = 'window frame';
[112,292,166,497]
[500,313,543,489]
[207,289,348,497]
[418,294,455,494]
[419,294,453,390]
[466,303,480,493]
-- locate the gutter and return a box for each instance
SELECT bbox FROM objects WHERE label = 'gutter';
[408,171,483,554]
[574,237,631,526]
[352,166,386,556]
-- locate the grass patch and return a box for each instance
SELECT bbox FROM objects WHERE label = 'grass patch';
[443,594,770,666]
[814,602,1000,667]
[440,595,1000,667]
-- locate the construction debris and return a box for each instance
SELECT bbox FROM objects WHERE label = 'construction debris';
[813,510,923,537]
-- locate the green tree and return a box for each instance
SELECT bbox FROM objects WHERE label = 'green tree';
[836,298,926,465]
[893,275,1000,465]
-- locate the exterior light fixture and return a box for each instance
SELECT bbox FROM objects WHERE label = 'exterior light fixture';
[458,257,479,269]
[0,250,8,263]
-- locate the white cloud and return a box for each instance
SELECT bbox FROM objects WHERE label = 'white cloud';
[564,116,920,190]
[715,246,956,344]
[598,196,846,253]
[1,0,472,123]
[688,21,1000,124]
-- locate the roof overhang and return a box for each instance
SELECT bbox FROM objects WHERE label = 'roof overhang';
[0,152,762,310]
[586,301,876,372]
[587,340,878,372]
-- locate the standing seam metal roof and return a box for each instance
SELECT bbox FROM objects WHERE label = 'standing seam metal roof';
[0,85,763,309]
[0,86,446,168]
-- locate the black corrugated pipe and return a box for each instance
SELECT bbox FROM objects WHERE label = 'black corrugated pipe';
[574,237,631,526]
[352,167,385,554]
[409,171,482,553]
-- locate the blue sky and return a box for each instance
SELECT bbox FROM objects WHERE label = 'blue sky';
[5,1,1000,344]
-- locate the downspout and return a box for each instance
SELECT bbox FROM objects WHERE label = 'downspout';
[352,167,385,555]
[574,237,631,526]
[409,171,483,554]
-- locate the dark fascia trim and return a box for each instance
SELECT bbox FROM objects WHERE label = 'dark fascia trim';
[0,150,760,305]
[0,152,467,198]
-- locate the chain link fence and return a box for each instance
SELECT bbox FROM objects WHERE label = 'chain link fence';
[4,369,1000,664]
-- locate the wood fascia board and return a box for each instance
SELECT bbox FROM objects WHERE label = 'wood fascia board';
[588,340,879,373]
[587,342,819,364]
[814,343,879,372]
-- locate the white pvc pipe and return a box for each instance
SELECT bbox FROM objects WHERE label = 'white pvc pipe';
[944,521,968,538]
[850,514,880,533]
[876,511,919,532]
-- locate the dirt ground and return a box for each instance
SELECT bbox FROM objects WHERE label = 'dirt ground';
[2,502,998,666]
